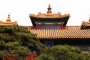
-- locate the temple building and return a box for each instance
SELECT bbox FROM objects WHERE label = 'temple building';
[0,14,18,26]
[30,5,70,30]
[29,5,90,52]
[81,19,90,29]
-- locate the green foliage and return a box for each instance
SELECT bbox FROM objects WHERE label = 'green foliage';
[14,46,30,56]
[36,45,90,60]
[34,53,54,60]
[0,50,9,58]
[0,26,45,58]
[0,40,5,50]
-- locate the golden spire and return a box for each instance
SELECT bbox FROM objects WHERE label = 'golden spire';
[48,4,51,8]
[6,14,11,22]
[8,14,10,20]
[47,4,52,14]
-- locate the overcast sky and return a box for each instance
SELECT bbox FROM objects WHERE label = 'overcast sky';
[0,0,90,26]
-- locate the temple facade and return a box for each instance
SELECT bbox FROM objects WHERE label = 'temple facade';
[30,5,70,30]
[29,5,90,52]
[0,14,18,26]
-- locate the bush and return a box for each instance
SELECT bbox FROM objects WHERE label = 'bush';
[34,53,54,60]
[36,45,90,60]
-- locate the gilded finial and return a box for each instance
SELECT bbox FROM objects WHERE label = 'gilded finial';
[47,4,52,13]
[8,14,10,20]
[6,14,11,22]
[48,4,51,10]
[48,4,51,8]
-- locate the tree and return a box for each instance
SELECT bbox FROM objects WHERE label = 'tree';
[34,53,54,60]
[35,45,90,60]
[0,26,45,59]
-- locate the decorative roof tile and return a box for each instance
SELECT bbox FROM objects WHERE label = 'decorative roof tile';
[30,29,90,39]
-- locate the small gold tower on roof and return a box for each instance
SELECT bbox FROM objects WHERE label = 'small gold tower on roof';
[6,14,11,22]
[48,4,51,8]
[47,4,52,14]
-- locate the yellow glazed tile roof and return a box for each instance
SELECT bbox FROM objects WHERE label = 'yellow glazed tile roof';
[29,13,70,18]
[30,29,90,39]
[0,14,18,26]
[29,5,70,18]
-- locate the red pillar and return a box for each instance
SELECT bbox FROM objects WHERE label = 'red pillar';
[60,24,63,29]
[27,55,32,60]
[3,58,7,60]
[27,53,38,60]
[36,24,38,29]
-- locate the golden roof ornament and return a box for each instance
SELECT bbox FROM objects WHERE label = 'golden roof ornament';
[6,14,11,22]
[48,4,51,8]
[7,14,10,20]
[47,4,52,14]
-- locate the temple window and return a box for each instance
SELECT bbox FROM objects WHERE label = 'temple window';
[41,22,45,24]
[38,25,61,29]
[37,22,64,29]
[46,26,49,29]
[50,26,53,29]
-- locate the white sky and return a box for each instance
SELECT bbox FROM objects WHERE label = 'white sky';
[0,0,90,26]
